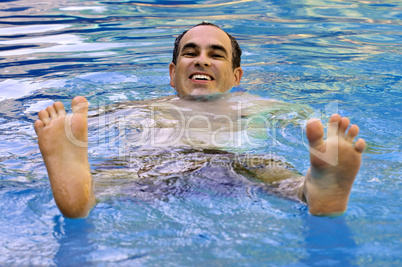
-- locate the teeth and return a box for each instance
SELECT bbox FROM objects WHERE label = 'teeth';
[191,74,212,81]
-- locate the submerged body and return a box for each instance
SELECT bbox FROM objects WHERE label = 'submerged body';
[90,93,304,199]
[35,92,365,218]
[34,23,366,218]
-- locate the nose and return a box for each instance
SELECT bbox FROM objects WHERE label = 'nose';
[195,52,211,67]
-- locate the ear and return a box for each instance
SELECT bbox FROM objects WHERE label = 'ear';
[233,67,243,86]
[169,62,176,88]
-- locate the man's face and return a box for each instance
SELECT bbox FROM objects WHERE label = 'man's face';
[169,25,243,97]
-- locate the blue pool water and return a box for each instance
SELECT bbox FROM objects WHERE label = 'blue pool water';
[0,0,401,266]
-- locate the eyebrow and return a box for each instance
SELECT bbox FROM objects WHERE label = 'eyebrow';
[181,42,229,57]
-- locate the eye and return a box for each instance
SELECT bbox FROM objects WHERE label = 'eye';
[183,52,196,57]
[212,54,224,58]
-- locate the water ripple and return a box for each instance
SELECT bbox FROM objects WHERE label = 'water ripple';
[0,0,401,265]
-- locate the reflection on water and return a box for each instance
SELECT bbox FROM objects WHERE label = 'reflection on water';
[301,215,357,266]
[0,0,401,265]
[53,216,97,265]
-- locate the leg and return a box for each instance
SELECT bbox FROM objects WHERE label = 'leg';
[34,96,95,218]
[301,114,366,215]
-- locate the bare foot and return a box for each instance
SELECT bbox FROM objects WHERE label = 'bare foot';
[34,96,95,218]
[301,114,366,216]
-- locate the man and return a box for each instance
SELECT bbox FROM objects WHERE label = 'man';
[34,23,366,218]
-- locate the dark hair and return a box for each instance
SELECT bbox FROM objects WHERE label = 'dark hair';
[172,22,242,70]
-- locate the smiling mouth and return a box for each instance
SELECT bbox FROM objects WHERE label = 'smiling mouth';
[190,74,213,81]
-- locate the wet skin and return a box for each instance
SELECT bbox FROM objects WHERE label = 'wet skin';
[34,25,365,218]
[169,25,243,96]
[34,95,365,218]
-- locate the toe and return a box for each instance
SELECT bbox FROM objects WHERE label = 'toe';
[71,96,89,115]
[38,110,50,126]
[306,118,325,148]
[338,117,350,137]
[327,114,341,137]
[34,119,44,134]
[46,105,57,119]
[355,138,366,153]
[346,124,359,142]
[54,101,67,116]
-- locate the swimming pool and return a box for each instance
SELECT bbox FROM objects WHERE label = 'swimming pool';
[0,0,401,265]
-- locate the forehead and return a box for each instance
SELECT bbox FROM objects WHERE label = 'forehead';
[179,25,232,53]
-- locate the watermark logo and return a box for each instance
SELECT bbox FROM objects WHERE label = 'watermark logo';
[301,100,339,166]
[64,98,340,166]
[64,100,89,148]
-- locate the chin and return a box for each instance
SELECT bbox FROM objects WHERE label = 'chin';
[190,88,216,95]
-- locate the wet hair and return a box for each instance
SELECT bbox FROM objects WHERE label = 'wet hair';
[172,22,242,70]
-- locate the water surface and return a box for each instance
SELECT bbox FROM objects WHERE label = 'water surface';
[0,0,401,266]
